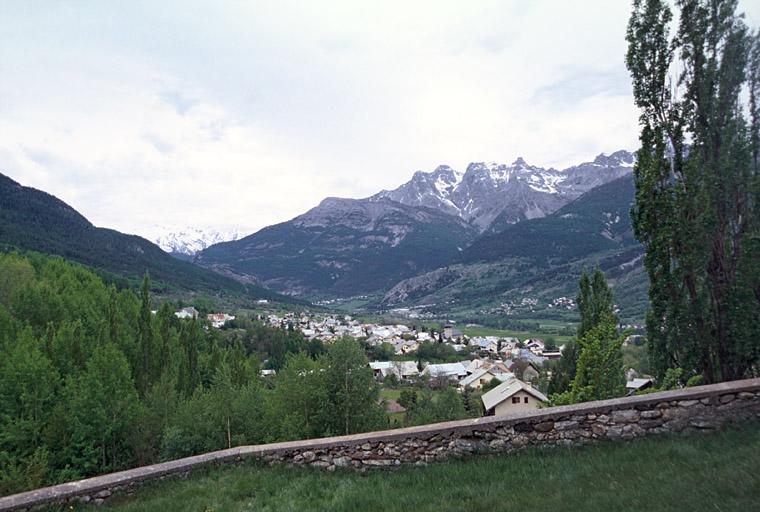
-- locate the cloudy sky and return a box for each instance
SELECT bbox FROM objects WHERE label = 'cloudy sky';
[2,1,759,239]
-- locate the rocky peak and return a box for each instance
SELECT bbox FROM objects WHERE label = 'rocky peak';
[593,150,635,167]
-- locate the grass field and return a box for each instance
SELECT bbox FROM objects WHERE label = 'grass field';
[95,426,760,512]
[460,325,573,343]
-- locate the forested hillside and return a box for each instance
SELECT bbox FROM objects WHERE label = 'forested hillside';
[0,253,385,496]
[0,173,278,300]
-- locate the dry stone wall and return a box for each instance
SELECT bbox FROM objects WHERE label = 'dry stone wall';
[2,378,760,511]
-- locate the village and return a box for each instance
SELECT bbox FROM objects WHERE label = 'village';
[167,305,651,419]
[256,310,650,417]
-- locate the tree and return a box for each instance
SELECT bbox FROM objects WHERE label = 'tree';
[64,343,140,475]
[547,340,578,395]
[626,0,760,383]
[267,352,325,441]
[137,273,154,395]
[551,270,625,404]
[179,318,201,396]
[577,267,616,339]
[320,337,385,436]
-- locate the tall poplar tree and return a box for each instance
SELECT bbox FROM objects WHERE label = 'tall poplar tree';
[626,0,760,383]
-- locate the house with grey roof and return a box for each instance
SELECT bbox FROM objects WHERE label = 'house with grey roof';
[481,378,548,416]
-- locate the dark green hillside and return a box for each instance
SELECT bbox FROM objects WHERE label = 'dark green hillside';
[461,175,637,264]
[0,173,279,299]
[197,198,478,298]
[380,176,647,322]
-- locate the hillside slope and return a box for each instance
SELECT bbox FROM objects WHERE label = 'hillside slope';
[0,173,279,299]
[381,176,647,321]
[196,197,478,297]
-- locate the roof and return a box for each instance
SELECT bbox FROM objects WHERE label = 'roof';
[459,368,514,388]
[422,362,468,378]
[626,378,653,390]
[369,361,419,378]
[481,378,548,412]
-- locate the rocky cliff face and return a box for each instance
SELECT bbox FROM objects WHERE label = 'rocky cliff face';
[373,150,635,233]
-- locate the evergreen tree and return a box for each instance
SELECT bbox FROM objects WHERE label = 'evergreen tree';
[576,267,616,339]
[137,273,154,395]
[179,318,201,396]
[64,343,140,475]
[626,0,760,382]
[551,270,625,404]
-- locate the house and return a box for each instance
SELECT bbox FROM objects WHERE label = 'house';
[207,312,235,328]
[394,361,420,379]
[626,377,654,395]
[369,361,419,380]
[369,361,395,379]
[481,378,548,416]
[459,367,513,390]
[422,362,468,381]
[175,307,199,319]
[505,359,542,382]
[525,339,546,354]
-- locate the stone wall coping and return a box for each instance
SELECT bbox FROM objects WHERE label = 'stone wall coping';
[1,377,758,511]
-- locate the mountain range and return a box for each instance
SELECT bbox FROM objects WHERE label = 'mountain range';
[0,148,646,319]
[146,226,242,260]
[380,174,647,321]
[195,150,641,309]
[372,150,634,232]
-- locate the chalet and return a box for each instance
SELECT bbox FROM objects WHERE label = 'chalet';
[481,378,548,416]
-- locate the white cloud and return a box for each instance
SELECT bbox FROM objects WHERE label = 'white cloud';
[1,0,758,237]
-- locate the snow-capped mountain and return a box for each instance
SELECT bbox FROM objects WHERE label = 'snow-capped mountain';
[195,149,635,298]
[147,226,242,258]
[373,150,635,232]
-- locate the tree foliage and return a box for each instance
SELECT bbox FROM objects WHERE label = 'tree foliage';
[626,0,760,382]
[0,253,386,495]
[551,269,625,405]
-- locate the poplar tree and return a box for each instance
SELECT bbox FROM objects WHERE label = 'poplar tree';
[626,0,760,383]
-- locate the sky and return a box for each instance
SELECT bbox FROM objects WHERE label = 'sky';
[2,1,759,239]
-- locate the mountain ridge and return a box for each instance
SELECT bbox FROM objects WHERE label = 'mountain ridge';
[372,150,635,232]
[0,172,286,301]
[196,150,637,300]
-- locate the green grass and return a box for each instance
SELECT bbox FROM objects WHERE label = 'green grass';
[379,388,403,400]
[94,426,760,512]
[461,325,572,343]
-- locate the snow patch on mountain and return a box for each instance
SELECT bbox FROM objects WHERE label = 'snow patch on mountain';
[372,150,635,233]
[145,226,243,256]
